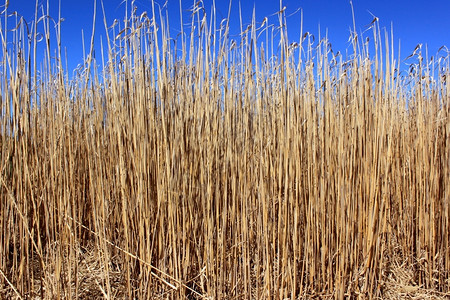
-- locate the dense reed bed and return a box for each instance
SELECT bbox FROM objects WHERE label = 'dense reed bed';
[1,1,449,299]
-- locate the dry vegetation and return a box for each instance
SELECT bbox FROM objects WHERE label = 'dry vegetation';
[0,0,449,299]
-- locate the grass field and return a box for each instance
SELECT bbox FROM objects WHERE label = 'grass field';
[0,1,449,299]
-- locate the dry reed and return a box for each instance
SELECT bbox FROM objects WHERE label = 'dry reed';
[0,0,449,299]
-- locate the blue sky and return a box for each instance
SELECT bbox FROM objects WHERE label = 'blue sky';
[4,0,450,74]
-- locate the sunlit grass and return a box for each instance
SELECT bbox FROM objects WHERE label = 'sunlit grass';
[0,1,449,299]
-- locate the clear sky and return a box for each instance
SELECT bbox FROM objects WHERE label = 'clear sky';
[5,0,450,74]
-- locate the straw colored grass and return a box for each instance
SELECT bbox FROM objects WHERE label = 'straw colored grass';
[0,0,449,299]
